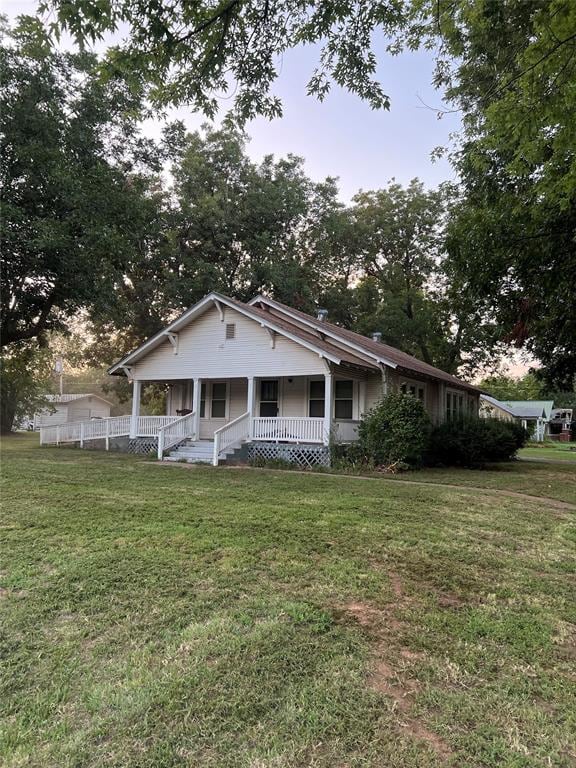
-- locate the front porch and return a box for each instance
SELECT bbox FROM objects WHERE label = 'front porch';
[40,373,366,465]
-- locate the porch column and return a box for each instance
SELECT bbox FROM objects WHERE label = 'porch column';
[247,376,255,438]
[130,380,142,438]
[192,378,201,440]
[323,371,333,445]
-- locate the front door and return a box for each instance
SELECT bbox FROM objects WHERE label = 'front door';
[259,379,279,417]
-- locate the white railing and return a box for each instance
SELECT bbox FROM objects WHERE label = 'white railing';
[40,415,179,447]
[137,415,178,436]
[251,416,325,444]
[213,412,250,466]
[157,412,196,459]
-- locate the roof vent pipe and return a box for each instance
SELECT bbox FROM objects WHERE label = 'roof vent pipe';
[317,308,328,322]
[371,331,383,343]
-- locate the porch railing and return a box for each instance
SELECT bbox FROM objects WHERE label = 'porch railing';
[40,415,179,447]
[251,416,324,444]
[157,412,196,459]
[213,411,250,466]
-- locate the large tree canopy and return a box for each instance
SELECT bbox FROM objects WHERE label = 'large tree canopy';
[0,21,159,348]
[34,0,576,386]
[434,1,576,388]
[37,0,410,119]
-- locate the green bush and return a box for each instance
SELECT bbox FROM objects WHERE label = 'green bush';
[358,392,431,468]
[427,417,528,467]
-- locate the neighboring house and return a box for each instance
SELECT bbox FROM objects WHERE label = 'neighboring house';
[550,407,574,441]
[40,292,481,465]
[33,394,113,429]
[479,395,553,441]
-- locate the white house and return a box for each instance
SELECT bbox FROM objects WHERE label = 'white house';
[33,394,113,429]
[40,292,481,465]
[479,395,553,441]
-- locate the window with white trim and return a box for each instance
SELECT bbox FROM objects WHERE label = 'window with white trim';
[400,381,425,403]
[334,380,353,419]
[309,379,325,418]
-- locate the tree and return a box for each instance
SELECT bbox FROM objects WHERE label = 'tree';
[431,1,576,388]
[347,181,498,375]
[86,124,352,366]
[37,1,576,384]
[36,1,410,120]
[477,373,544,402]
[0,20,160,349]
[0,344,54,433]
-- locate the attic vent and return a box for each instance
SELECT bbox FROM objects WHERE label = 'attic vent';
[317,308,328,322]
[371,331,382,343]
[225,323,236,340]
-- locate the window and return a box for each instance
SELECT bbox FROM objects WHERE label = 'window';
[334,380,353,419]
[400,382,425,402]
[200,382,206,418]
[259,380,278,417]
[211,382,227,418]
[309,379,325,417]
[446,391,465,420]
[225,323,236,340]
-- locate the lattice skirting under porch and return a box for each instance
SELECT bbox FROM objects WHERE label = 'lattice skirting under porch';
[247,442,330,468]
[128,437,158,455]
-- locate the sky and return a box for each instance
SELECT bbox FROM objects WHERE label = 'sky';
[5,0,459,201]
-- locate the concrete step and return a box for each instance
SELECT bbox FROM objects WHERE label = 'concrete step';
[165,439,214,463]
[164,455,213,464]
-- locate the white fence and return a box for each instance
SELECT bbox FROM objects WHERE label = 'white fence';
[213,412,250,465]
[251,416,325,444]
[40,415,179,447]
[157,412,196,459]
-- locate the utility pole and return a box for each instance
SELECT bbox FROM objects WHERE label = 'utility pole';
[54,357,64,396]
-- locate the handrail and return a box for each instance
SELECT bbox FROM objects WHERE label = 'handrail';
[157,412,196,459]
[213,412,250,466]
[40,415,179,447]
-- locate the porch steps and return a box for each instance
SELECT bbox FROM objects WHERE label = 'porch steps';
[164,440,215,464]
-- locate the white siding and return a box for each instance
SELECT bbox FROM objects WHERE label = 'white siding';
[35,405,69,427]
[68,397,111,422]
[365,373,384,411]
[131,306,328,381]
[279,377,307,417]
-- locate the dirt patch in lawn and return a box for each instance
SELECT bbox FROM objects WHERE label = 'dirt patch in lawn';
[336,586,453,760]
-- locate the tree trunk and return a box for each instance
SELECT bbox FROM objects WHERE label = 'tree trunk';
[0,394,17,434]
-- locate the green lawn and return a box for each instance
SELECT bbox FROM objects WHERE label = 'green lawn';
[386,460,576,505]
[519,442,576,462]
[1,434,575,768]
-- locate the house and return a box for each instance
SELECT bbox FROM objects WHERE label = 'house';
[479,395,553,441]
[33,394,113,429]
[39,292,481,465]
[549,407,574,441]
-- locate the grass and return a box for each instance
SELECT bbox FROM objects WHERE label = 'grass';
[519,441,576,462]
[1,433,575,767]
[387,461,576,505]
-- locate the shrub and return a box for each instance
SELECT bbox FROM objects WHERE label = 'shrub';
[358,392,431,468]
[427,417,528,467]
[329,441,369,471]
